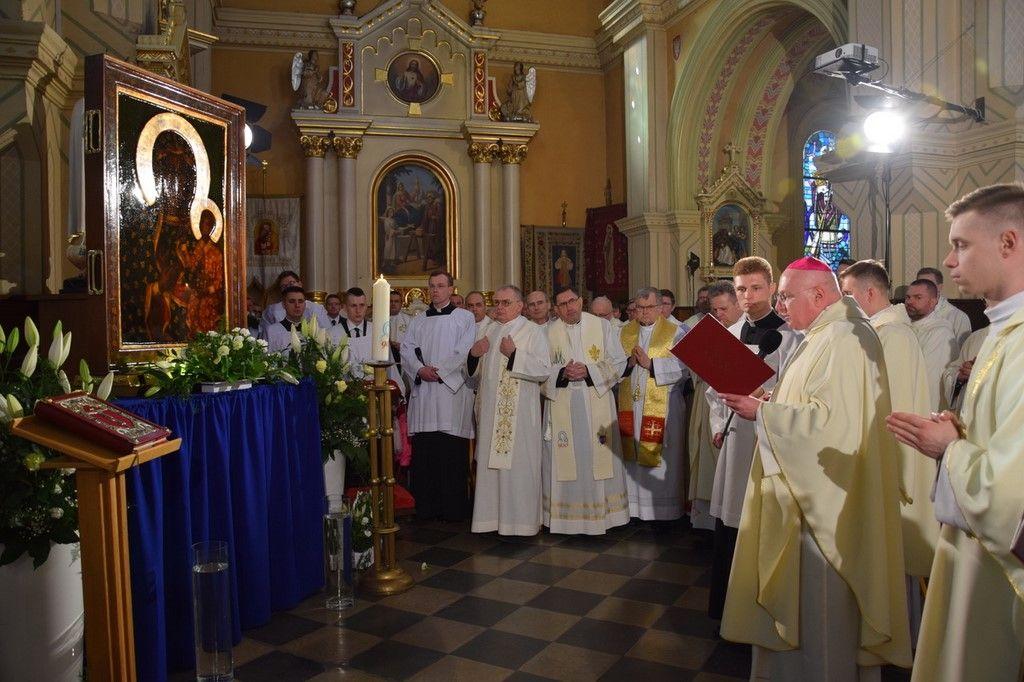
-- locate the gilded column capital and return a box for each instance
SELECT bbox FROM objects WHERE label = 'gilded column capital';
[333,135,363,159]
[498,143,528,165]
[467,142,499,163]
[300,135,329,158]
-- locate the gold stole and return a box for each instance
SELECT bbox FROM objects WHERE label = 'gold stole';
[487,319,528,470]
[617,317,675,467]
[548,316,615,482]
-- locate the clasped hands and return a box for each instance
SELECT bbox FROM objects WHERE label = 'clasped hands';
[886,410,961,459]
[627,346,652,371]
[562,359,589,382]
[469,335,517,359]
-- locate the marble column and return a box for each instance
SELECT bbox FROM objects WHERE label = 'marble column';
[300,135,329,291]
[499,144,528,287]
[468,142,497,291]
[334,136,362,287]
[322,145,339,293]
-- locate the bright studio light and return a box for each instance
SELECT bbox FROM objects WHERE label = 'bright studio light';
[244,124,253,149]
[863,110,905,152]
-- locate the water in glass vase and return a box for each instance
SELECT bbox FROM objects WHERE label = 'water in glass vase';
[192,558,232,681]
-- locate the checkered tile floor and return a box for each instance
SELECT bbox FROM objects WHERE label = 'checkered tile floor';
[176,518,913,681]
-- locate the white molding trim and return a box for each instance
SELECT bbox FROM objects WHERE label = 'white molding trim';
[596,0,699,66]
[211,5,602,71]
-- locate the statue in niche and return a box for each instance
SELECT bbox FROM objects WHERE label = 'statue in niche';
[500,62,537,123]
[291,50,332,110]
[470,0,487,26]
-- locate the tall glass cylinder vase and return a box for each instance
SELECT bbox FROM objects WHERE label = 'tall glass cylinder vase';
[324,494,354,609]
[191,540,232,682]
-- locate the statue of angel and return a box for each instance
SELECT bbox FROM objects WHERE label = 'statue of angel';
[499,62,536,123]
[291,50,331,110]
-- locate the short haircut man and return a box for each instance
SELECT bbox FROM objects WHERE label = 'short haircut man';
[916,267,944,285]
[589,295,614,320]
[733,255,774,283]
[841,259,890,293]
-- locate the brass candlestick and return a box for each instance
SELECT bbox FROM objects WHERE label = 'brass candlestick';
[359,361,414,596]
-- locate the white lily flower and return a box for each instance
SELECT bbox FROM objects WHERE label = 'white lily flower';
[340,346,350,365]
[20,344,38,378]
[96,372,114,400]
[79,359,92,385]
[47,330,64,368]
[279,370,299,385]
[57,370,72,394]
[315,328,327,345]
[290,327,301,354]
[7,394,23,418]
[60,331,72,366]
[24,317,39,347]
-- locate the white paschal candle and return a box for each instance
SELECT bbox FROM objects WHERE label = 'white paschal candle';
[371,275,391,362]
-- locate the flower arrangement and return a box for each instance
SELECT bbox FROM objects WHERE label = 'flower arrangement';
[349,490,374,570]
[140,327,297,397]
[0,318,114,567]
[283,319,370,475]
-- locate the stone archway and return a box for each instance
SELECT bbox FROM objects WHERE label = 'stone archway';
[667,0,846,209]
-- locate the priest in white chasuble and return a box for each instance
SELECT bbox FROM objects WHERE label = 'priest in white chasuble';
[940,326,988,414]
[706,260,799,622]
[888,184,1024,682]
[401,272,477,522]
[720,256,911,681]
[687,283,732,533]
[541,285,629,535]
[469,285,552,535]
[905,279,958,410]
[840,261,937,582]
[617,287,689,521]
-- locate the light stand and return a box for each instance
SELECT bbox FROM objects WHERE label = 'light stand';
[359,361,414,596]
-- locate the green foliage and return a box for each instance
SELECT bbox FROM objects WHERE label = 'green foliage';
[0,318,97,568]
[282,319,370,477]
[139,327,298,397]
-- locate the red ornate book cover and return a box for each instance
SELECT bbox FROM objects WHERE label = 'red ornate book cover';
[671,315,775,396]
[33,392,171,454]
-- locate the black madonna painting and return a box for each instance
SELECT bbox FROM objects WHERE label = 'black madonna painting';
[387,51,441,104]
[373,157,454,279]
[118,94,228,344]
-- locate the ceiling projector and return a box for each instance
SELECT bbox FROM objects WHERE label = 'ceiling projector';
[814,43,880,77]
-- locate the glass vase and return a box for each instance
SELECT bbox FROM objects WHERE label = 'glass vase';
[191,540,233,682]
[324,494,354,610]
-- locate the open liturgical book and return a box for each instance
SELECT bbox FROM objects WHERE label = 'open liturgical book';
[670,315,775,396]
[33,392,172,454]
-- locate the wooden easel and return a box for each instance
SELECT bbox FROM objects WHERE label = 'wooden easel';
[11,415,181,682]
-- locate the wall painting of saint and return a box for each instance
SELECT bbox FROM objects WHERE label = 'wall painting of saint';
[373,156,456,281]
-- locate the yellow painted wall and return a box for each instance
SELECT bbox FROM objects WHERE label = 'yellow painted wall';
[489,63,609,228]
[212,48,338,196]
[604,56,625,205]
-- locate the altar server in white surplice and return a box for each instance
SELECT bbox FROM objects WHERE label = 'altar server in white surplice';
[333,287,402,388]
[542,286,629,535]
[469,285,552,535]
[265,286,308,355]
[401,272,477,521]
[916,266,972,350]
[617,287,689,521]
[940,326,988,414]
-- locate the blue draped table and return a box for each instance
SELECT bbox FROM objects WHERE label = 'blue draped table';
[116,380,325,681]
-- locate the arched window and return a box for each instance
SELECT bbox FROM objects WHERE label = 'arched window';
[802,130,851,270]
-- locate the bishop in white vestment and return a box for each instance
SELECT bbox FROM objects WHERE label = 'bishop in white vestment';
[469,286,551,535]
[542,291,628,534]
[617,288,689,521]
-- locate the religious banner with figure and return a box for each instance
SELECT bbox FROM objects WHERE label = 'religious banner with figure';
[247,195,301,291]
[80,54,246,370]
[521,226,587,299]
[583,203,628,302]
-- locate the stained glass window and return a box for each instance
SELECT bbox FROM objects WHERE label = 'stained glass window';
[803,130,851,270]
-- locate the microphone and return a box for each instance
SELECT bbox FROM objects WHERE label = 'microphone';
[721,329,784,437]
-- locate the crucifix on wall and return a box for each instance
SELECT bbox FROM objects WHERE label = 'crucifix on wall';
[561,201,567,227]
[724,142,740,167]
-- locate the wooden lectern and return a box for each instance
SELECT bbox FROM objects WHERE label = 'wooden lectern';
[11,415,180,682]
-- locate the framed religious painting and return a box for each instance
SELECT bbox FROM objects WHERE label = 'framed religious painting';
[371,155,457,284]
[583,203,629,302]
[521,226,588,300]
[246,195,302,292]
[386,51,442,105]
[79,54,246,370]
[695,164,767,280]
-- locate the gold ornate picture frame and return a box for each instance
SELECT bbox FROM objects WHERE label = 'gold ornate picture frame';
[371,154,458,286]
[695,165,767,280]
